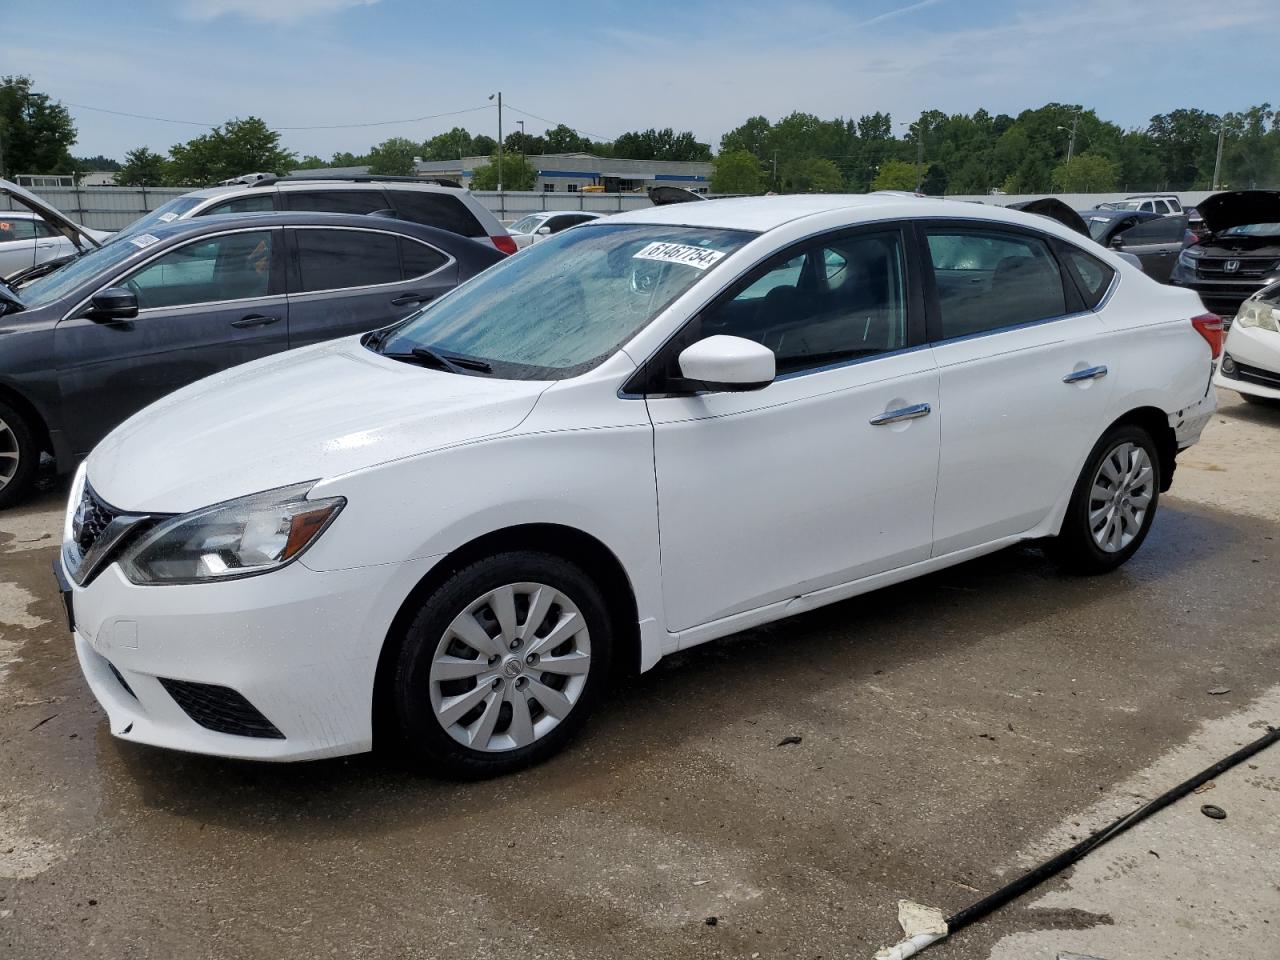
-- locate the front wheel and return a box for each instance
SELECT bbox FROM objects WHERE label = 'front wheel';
[392,551,612,778]
[0,400,39,511]
[1048,424,1161,574]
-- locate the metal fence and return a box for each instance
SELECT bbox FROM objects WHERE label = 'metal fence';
[2,185,1228,232]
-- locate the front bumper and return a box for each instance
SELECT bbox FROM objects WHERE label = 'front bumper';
[61,552,438,761]
[1171,273,1271,320]
[1214,324,1280,401]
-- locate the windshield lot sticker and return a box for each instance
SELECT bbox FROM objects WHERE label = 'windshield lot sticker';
[129,233,161,249]
[634,241,726,270]
[157,212,179,223]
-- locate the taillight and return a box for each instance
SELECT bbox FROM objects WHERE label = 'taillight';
[1191,312,1224,359]
[491,234,517,256]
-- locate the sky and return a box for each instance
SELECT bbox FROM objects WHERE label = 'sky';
[5,0,1279,162]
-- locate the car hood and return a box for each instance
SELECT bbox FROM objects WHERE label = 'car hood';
[1196,190,1280,235]
[0,178,102,253]
[1007,198,1089,238]
[87,338,550,514]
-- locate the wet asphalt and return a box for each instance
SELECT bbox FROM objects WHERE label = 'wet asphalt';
[2,392,1278,960]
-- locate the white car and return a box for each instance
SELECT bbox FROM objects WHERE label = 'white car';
[1214,280,1280,403]
[58,195,1219,776]
[506,210,605,249]
[0,209,110,279]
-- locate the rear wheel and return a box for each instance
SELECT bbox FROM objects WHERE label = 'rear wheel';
[1049,424,1161,574]
[0,400,38,510]
[392,551,611,778]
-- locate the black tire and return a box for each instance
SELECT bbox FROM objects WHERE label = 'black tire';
[1048,424,1161,575]
[0,399,39,511]
[392,550,612,778]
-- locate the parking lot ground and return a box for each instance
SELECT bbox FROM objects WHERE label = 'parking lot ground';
[2,391,1278,960]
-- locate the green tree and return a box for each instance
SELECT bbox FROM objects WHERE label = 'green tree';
[0,75,77,176]
[720,115,772,161]
[544,123,589,153]
[471,134,497,156]
[73,154,121,172]
[117,147,169,186]
[1051,151,1119,192]
[295,154,328,169]
[872,159,920,190]
[367,136,419,176]
[782,156,844,193]
[613,128,711,161]
[329,150,369,167]
[469,152,537,190]
[423,126,474,161]
[710,149,763,194]
[166,117,295,185]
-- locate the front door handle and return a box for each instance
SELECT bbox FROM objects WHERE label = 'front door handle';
[390,292,433,306]
[1063,364,1108,384]
[870,402,932,426]
[230,314,281,329]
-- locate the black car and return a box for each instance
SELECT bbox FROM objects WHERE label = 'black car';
[1079,208,1188,282]
[0,209,502,507]
[1171,190,1280,317]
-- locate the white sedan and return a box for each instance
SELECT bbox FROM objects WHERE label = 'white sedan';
[0,209,110,278]
[1214,280,1280,403]
[60,195,1219,776]
[505,210,604,249]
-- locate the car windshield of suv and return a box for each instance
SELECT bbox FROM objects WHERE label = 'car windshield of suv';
[508,215,546,234]
[12,237,144,309]
[378,222,754,379]
[111,196,205,243]
[1221,223,1280,237]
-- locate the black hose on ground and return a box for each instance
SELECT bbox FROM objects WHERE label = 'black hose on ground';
[876,723,1280,959]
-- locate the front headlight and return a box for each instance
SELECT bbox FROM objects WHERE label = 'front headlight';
[1235,300,1280,333]
[120,482,344,585]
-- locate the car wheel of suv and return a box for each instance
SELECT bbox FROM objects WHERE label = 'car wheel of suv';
[1049,424,1161,575]
[393,551,612,778]
[0,400,38,510]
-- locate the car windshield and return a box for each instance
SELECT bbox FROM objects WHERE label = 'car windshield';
[508,215,546,234]
[12,237,143,309]
[110,196,205,242]
[379,222,754,380]
[1221,223,1280,237]
[1085,217,1113,242]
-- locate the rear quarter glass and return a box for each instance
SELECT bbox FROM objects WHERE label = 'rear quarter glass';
[389,191,487,238]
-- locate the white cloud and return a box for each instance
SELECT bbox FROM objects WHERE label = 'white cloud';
[182,0,379,24]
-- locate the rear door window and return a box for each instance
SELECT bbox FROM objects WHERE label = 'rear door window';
[283,189,390,216]
[388,190,486,238]
[925,229,1067,339]
[0,219,38,241]
[399,237,448,279]
[293,228,401,292]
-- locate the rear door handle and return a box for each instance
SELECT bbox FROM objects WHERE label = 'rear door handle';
[230,314,281,329]
[1063,365,1108,384]
[390,292,433,306]
[870,402,932,425]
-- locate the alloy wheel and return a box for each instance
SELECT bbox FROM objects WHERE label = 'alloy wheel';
[1088,441,1154,553]
[0,416,20,491]
[428,582,592,752]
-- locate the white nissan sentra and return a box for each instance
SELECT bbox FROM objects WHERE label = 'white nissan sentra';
[58,195,1220,776]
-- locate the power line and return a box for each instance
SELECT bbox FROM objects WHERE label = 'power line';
[63,100,494,132]
[503,103,614,143]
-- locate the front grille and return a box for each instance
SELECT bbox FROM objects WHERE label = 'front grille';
[1232,359,1280,390]
[158,678,285,739]
[73,483,120,556]
[1197,257,1279,280]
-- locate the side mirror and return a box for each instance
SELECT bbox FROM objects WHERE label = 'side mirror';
[1108,234,1125,249]
[536,226,552,236]
[86,287,139,321]
[677,335,775,392]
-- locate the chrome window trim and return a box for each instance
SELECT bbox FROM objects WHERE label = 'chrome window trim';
[287,225,455,296]
[60,225,283,323]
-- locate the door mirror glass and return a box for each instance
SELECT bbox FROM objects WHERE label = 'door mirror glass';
[677,335,775,391]
[536,226,552,236]
[87,287,139,320]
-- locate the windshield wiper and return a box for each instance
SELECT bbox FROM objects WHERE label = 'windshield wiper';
[380,345,491,375]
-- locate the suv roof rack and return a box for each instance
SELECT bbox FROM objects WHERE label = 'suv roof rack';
[248,174,464,190]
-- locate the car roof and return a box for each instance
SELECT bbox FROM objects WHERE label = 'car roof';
[0,210,42,221]
[133,210,487,249]
[605,194,1049,234]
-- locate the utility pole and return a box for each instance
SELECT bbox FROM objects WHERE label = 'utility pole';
[517,119,525,156]
[1066,114,1079,166]
[1212,121,1225,190]
[915,134,924,192]
[489,91,503,193]
[772,150,778,190]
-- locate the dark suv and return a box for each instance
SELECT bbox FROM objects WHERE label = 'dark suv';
[0,208,502,507]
